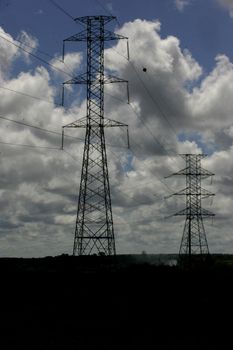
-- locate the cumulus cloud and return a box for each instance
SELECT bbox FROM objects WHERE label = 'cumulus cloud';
[0,27,39,81]
[174,0,190,12]
[217,0,233,17]
[104,18,233,254]
[35,9,43,15]
[17,30,38,63]
[50,52,83,79]
[107,2,113,12]
[187,54,233,147]
[0,27,83,256]
[0,27,19,80]
[105,19,202,156]
[0,18,233,256]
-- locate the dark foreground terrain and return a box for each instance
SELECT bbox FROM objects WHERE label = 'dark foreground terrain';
[0,254,233,349]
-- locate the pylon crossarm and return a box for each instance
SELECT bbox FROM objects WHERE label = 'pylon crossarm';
[61,117,86,150]
[103,119,130,149]
[164,167,188,178]
[180,153,207,159]
[165,169,215,178]
[173,208,215,217]
[63,74,88,85]
[168,188,215,198]
[104,75,128,84]
[164,188,187,199]
[173,208,189,216]
[200,168,215,178]
[63,117,128,128]
[63,74,128,85]
[169,188,188,197]
[103,30,128,41]
[75,15,116,25]
[201,188,215,198]
[63,31,87,43]
[63,31,127,44]
[201,208,215,216]
[63,117,87,129]
[102,118,128,128]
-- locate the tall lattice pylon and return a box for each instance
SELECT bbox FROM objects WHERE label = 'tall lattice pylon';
[62,16,129,256]
[166,154,215,260]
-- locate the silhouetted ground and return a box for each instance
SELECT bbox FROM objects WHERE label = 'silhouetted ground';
[0,254,232,349]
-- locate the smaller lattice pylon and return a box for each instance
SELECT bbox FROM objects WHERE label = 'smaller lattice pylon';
[165,154,215,263]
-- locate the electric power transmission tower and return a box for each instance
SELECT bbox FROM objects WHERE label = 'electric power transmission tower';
[166,154,215,262]
[62,16,129,256]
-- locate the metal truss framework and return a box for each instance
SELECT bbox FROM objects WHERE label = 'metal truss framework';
[62,16,129,256]
[166,154,215,260]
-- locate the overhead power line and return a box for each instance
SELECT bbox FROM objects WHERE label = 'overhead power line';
[2,3,179,161]
[103,19,179,142]
[129,145,174,194]
[63,144,167,211]
[105,90,177,163]
[0,140,60,150]
[0,114,83,141]
[47,0,75,21]
[128,102,176,158]
[0,14,178,162]
[94,0,121,26]
[106,137,174,194]
[1,4,179,199]
[62,149,79,162]
[0,85,61,107]
[104,88,177,160]
[17,34,62,63]
[0,34,73,78]
[12,26,79,76]
[129,62,178,139]
[0,113,129,151]
[105,50,182,167]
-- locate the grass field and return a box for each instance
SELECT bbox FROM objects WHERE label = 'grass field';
[0,254,232,349]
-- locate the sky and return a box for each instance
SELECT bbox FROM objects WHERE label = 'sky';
[0,0,233,256]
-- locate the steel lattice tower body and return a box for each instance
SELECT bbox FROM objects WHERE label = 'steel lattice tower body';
[62,16,129,256]
[167,154,215,260]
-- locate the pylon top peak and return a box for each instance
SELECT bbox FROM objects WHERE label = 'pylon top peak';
[180,154,207,161]
[180,153,207,157]
[75,15,116,25]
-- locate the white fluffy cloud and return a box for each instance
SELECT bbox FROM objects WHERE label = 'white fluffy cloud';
[189,55,233,122]
[174,0,190,12]
[0,27,39,80]
[0,28,19,80]
[217,0,233,17]
[0,18,233,256]
[17,30,38,63]
[105,18,233,254]
[50,52,83,79]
